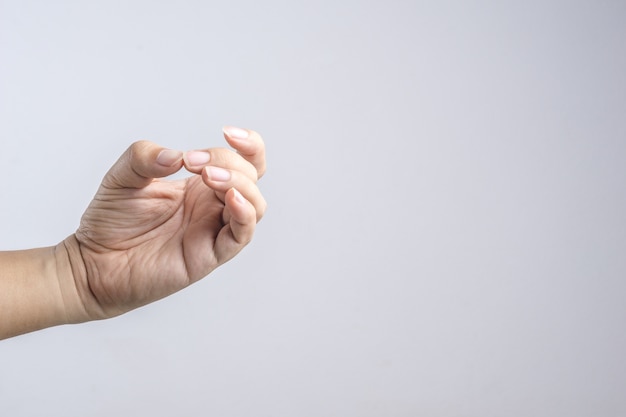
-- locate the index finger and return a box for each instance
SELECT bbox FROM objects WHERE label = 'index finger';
[222,126,266,179]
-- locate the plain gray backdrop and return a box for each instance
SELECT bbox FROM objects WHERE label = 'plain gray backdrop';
[1,1,625,416]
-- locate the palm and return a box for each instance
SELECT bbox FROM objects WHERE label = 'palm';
[68,131,265,320]
[76,175,226,316]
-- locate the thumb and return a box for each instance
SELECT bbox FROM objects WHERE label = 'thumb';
[102,141,184,189]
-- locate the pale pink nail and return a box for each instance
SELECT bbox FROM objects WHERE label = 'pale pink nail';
[223,126,249,141]
[206,166,231,182]
[232,188,246,205]
[186,151,211,166]
[157,149,183,167]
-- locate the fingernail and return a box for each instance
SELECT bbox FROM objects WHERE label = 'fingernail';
[206,166,231,182]
[185,151,211,166]
[223,126,249,141]
[232,188,245,205]
[157,149,183,167]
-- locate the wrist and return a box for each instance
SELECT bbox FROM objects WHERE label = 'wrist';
[57,234,106,323]
[54,236,92,325]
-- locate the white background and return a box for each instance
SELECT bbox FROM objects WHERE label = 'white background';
[1,1,625,416]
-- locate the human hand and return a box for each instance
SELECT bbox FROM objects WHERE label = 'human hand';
[62,127,266,321]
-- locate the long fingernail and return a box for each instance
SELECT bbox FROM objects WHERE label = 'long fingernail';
[206,166,231,182]
[223,126,249,141]
[185,151,211,166]
[157,149,183,167]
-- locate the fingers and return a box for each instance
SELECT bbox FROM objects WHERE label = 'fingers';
[183,148,258,182]
[214,188,257,264]
[202,166,267,221]
[100,126,264,190]
[223,126,266,179]
[102,141,184,189]
[183,127,266,180]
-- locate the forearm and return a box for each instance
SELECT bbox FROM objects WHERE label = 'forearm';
[0,240,88,339]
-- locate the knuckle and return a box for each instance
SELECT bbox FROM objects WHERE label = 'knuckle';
[130,140,150,153]
[128,140,152,164]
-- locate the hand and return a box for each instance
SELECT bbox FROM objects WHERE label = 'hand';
[63,127,267,320]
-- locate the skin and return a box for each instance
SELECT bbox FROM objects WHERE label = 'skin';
[0,126,267,339]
